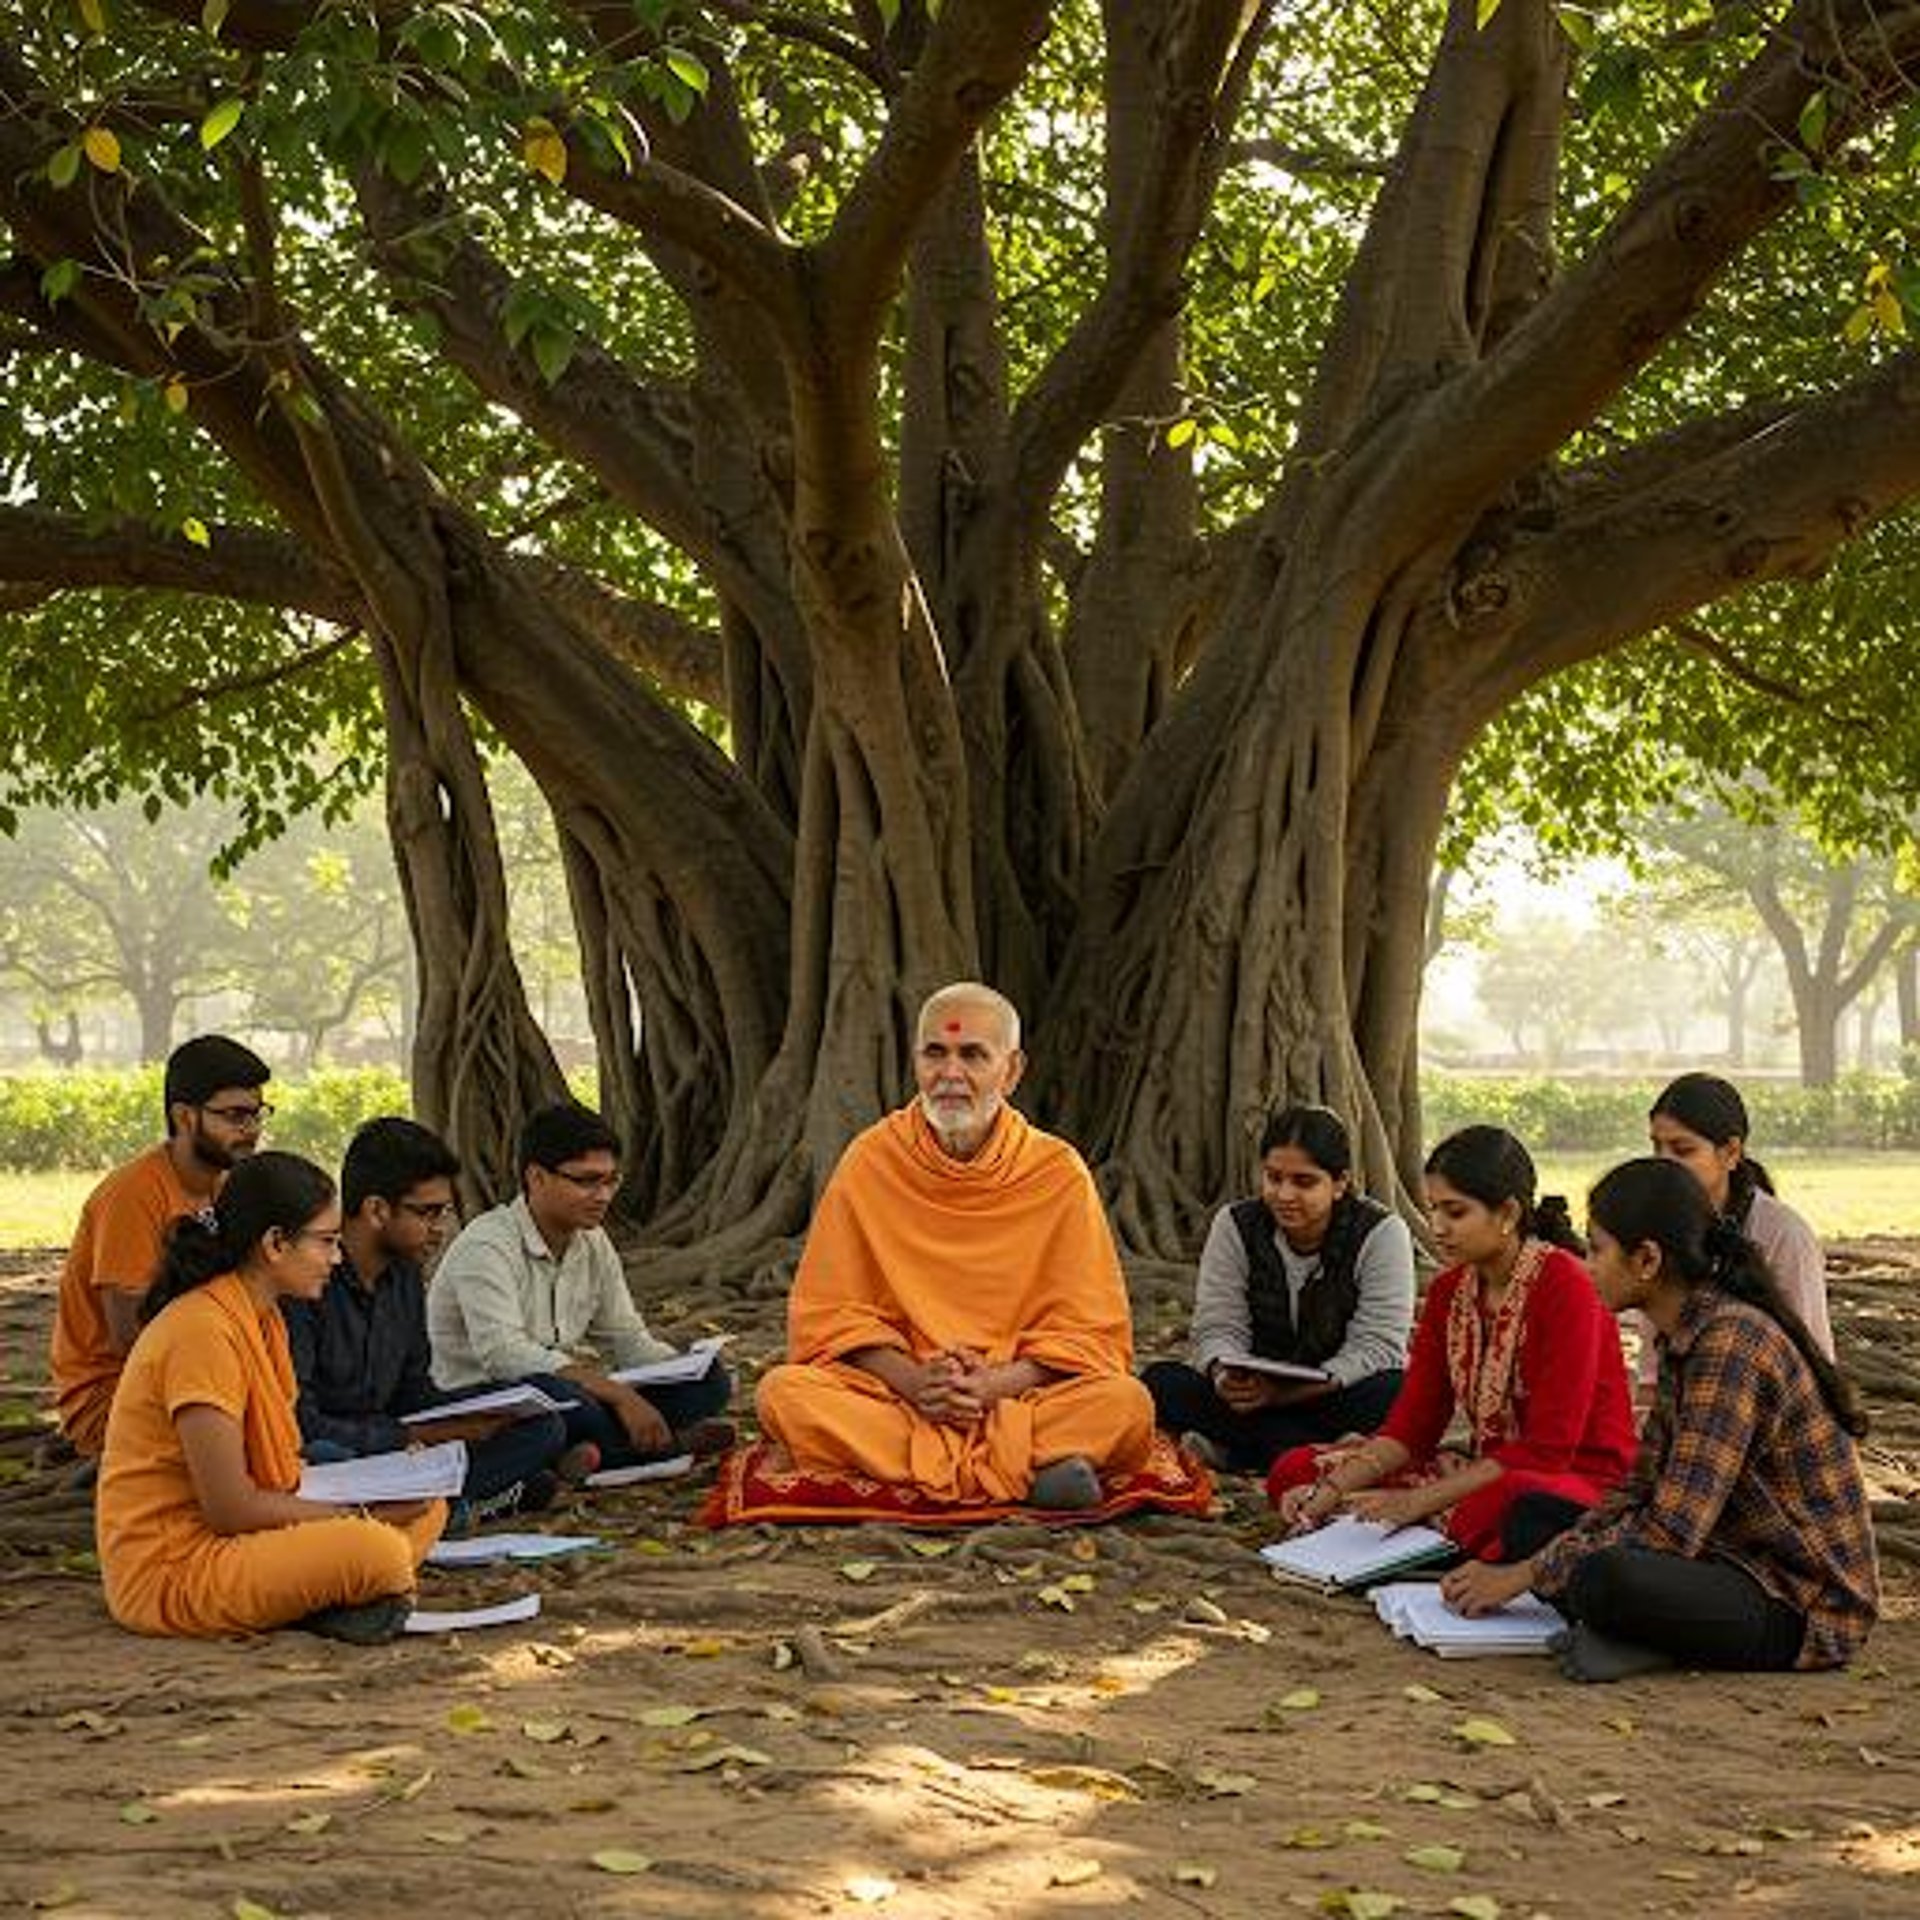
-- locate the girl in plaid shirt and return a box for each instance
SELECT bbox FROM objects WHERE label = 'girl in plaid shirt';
[1443,1157,1876,1682]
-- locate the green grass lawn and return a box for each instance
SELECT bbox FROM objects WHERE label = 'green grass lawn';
[0,1171,107,1253]
[1534,1150,1920,1241]
[5,1154,1920,1252]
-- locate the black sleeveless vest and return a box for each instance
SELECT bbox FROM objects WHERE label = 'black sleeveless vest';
[1231,1192,1390,1367]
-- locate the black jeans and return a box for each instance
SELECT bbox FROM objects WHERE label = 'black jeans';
[1141,1359,1403,1473]
[1555,1544,1806,1671]
[523,1365,733,1470]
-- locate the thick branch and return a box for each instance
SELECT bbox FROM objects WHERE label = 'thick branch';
[511,557,724,709]
[1458,350,1920,711]
[813,0,1053,344]
[1392,0,1920,537]
[0,504,357,620]
[1008,0,1260,520]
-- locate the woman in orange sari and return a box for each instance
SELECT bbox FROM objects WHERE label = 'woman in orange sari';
[97,1151,443,1642]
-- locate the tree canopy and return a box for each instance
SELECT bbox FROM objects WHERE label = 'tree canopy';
[4,0,1919,1258]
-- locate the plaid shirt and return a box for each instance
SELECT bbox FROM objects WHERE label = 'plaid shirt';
[1531,1288,1878,1669]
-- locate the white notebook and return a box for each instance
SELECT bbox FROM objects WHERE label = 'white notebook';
[1372,1580,1564,1657]
[426,1532,607,1568]
[610,1334,730,1388]
[299,1441,468,1503]
[1259,1516,1454,1592]
[1215,1352,1331,1383]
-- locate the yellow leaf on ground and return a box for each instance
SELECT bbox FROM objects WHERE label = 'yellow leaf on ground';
[1454,1717,1516,1747]
[1448,1899,1502,1920]
[520,1718,569,1743]
[591,1850,653,1875]
[838,1560,878,1583]
[284,1811,331,1836]
[638,1705,703,1727]
[446,1704,493,1735]
[1403,1683,1444,1703]
[1049,1859,1102,1887]
[233,1901,283,1920]
[118,1802,158,1825]
[1406,1844,1465,1872]
[1277,1688,1321,1711]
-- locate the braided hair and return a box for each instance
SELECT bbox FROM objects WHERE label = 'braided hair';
[141,1151,337,1324]
[1651,1072,1776,1222]
[1423,1125,1584,1254]
[1589,1156,1863,1437]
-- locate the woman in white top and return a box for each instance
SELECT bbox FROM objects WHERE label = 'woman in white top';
[1642,1072,1833,1370]
[1144,1105,1415,1473]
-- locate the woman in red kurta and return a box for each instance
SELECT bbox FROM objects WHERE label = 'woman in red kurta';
[1268,1126,1635,1560]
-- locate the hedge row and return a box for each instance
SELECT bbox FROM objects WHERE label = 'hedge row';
[2,1066,1917,1174]
[1422,1072,1920,1153]
[0,1068,412,1173]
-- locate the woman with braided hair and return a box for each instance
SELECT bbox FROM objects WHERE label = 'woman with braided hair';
[1268,1126,1636,1560]
[1442,1156,1876,1682]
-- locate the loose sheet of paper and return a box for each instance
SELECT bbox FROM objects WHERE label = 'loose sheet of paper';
[402,1591,542,1634]
[425,1532,606,1567]
[299,1441,468,1502]
[584,1453,694,1488]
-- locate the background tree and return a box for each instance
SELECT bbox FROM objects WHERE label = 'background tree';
[0,802,245,1059]
[5,2,1920,1258]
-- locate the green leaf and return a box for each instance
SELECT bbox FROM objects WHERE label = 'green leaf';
[1476,0,1503,25]
[39,259,80,304]
[1165,417,1197,448]
[200,100,244,151]
[530,326,575,385]
[201,0,229,35]
[665,50,710,95]
[1798,91,1828,155]
[445,1703,494,1735]
[181,517,210,549]
[1406,1844,1465,1872]
[1553,6,1594,53]
[48,144,83,190]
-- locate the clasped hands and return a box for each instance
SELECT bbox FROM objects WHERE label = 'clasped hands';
[901,1347,1027,1425]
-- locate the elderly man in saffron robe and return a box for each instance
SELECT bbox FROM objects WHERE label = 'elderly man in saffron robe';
[756,982,1154,1510]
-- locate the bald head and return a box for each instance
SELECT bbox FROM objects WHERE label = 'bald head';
[913,982,1025,1159]
[917,981,1021,1052]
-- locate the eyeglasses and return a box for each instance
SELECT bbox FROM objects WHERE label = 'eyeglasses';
[547,1166,621,1194]
[202,1102,273,1127]
[397,1199,459,1222]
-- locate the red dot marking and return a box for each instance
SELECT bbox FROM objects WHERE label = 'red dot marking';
[944,1020,961,1032]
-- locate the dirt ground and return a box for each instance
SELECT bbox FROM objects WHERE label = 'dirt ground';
[3,1244,1920,1920]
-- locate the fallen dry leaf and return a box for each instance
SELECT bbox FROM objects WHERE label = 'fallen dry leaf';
[1049,1858,1102,1887]
[1454,1717,1516,1748]
[591,1849,654,1875]
[1406,1843,1464,1873]
[1172,1863,1217,1888]
[844,1875,897,1903]
[445,1704,493,1736]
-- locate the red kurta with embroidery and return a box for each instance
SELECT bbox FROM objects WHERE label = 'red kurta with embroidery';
[1383,1242,1636,1499]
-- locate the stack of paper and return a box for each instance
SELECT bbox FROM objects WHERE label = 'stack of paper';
[425,1532,607,1568]
[1258,1516,1454,1592]
[400,1383,569,1426]
[610,1335,730,1388]
[1372,1580,1564,1657]
[299,1441,468,1503]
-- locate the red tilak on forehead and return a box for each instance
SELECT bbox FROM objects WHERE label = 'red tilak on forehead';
[944,1019,962,1033]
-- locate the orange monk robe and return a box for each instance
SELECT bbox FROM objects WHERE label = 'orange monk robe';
[98,1273,443,1639]
[757,1105,1153,1504]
